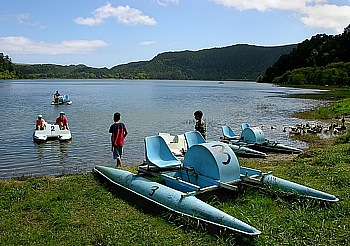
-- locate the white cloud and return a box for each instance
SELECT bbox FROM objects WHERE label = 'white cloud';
[0,36,109,55]
[301,4,350,32]
[0,13,47,29]
[211,0,308,11]
[156,0,180,7]
[140,41,157,46]
[16,13,47,29]
[212,0,350,32]
[74,3,157,26]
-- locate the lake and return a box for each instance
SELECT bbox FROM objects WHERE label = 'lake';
[0,79,325,179]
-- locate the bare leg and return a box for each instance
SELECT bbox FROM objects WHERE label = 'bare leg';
[116,157,122,168]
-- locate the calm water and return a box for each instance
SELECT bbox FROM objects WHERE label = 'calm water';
[0,79,325,179]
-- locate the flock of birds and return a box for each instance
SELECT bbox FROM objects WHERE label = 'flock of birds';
[257,117,348,136]
[282,121,347,135]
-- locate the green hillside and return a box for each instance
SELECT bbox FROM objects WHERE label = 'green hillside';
[110,44,296,81]
[10,44,296,81]
[259,24,350,85]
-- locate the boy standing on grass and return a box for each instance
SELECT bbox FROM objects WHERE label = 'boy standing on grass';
[194,110,206,140]
[109,112,128,168]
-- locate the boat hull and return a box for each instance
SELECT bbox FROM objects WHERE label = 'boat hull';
[240,167,339,202]
[94,165,261,236]
[229,141,302,154]
[228,143,268,158]
[262,174,339,202]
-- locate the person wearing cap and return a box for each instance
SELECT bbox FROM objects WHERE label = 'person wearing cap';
[36,115,46,130]
[55,112,69,130]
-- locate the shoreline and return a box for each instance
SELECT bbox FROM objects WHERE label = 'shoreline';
[1,86,349,245]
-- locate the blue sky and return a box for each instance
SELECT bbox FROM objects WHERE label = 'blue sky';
[1,0,350,68]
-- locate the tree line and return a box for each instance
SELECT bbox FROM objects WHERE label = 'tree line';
[1,44,296,81]
[2,23,350,85]
[0,53,23,79]
[258,24,350,86]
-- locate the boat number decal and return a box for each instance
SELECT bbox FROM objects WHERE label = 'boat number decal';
[51,125,55,131]
[149,186,159,196]
[212,144,231,165]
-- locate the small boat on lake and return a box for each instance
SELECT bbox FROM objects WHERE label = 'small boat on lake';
[33,123,72,142]
[94,133,337,236]
[221,124,302,154]
[51,95,72,105]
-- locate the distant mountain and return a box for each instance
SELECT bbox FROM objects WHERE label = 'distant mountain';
[12,44,296,81]
[110,44,297,81]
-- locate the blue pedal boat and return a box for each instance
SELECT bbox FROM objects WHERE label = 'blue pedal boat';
[187,130,268,158]
[51,95,72,105]
[94,132,338,236]
[221,124,302,154]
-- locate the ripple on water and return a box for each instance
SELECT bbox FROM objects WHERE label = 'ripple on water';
[0,80,327,179]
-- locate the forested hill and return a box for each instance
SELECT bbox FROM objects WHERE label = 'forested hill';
[110,44,296,81]
[259,24,350,86]
[11,44,296,81]
[0,53,22,79]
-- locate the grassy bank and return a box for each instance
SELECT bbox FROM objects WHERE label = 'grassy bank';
[290,86,350,119]
[1,87,349,245]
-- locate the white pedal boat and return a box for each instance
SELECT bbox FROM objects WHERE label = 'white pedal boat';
[33,123,72,142]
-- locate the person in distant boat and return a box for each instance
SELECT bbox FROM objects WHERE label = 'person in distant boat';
[55,111,69,130]
[54,91,60,103]
[109,112,128,168]
[194,110,206,140]
[36,115,46,130]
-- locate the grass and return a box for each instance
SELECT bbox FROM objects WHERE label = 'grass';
[290,86,350,119]
[1,86,350,245]
[294,98,350,119]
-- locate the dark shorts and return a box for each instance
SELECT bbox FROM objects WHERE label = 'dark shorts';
[113,146,123,159]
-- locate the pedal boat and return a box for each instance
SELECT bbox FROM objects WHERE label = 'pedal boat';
[33,123,72,142]
[221,125,302,154]
[51,95,72,105]
[160,131,267,158]
[94,131,337,236]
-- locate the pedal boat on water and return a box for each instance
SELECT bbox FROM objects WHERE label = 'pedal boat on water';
[51,95,72,105]
[33,123,72,142]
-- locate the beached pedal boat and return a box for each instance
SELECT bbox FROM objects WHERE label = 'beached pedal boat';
[33,123,72,142]
[221,125,302,154]
[94,133,337,236]
[160,131,267,158]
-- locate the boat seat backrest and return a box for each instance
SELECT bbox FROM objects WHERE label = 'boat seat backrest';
[241,123,250,131]
[184,131,206,149]
[144,136,182,169]
[222,126,238,139]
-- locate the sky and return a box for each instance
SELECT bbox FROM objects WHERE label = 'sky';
[1,0,350,68]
